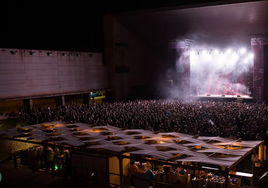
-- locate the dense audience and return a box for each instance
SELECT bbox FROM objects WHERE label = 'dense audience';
[18,100,268,142]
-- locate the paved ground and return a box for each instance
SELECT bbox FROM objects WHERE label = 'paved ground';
[0,163,90,188]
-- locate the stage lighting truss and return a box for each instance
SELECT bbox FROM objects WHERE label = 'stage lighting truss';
[184,39,195,48]
[170,39,195,49]
[249,33,268,45]
[190,47,254,62]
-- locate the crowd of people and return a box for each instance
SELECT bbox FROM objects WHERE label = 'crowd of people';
[18,100,268,143]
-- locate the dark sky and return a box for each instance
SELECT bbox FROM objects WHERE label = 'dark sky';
[0,0,232,52]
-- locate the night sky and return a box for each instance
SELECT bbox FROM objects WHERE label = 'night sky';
[0,0,227,52]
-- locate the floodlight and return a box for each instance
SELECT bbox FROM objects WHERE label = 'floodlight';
[190,51,195,56]
[249,53,254,59]
[240,48,246,54]
[226,49,232,54]
[213,49,219,55]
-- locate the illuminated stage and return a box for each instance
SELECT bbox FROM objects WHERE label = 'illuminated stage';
[168,38,268,103]
[192,94,253,102]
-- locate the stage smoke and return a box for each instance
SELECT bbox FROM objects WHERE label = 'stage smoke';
[159,32,253,100]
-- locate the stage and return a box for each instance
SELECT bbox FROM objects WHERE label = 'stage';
[192,94,253,102]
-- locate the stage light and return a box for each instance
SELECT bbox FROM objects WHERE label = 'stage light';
[240,48,246,54]
[202,50,207,55]
[249,53,254,59]
[226,49,232,54]
[190,51,195,56]
[244,59,248,63]
[213,49,219,55]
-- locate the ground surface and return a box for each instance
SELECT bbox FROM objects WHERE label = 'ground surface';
[0,163,90,188]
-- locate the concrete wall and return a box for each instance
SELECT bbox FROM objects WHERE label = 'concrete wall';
[104,15,164,100]
[0,49,107,99]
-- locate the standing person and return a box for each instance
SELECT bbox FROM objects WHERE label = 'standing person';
[129,161,138,186]
[145,163,155,186]
[251,150,259,172]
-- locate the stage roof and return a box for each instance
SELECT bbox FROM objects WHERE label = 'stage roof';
[113,0,268,56]
[0,121,263,168]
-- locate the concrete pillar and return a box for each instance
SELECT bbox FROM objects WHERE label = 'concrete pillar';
[62,96,65,106]
[83,93,90,105]
[23,99,33,110]
[118,156,124,187]
[264,145,266,161]
[224,169,229,188]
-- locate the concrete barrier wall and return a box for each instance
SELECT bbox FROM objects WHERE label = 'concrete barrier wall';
[104,15,163,100]
[0,49,107,99]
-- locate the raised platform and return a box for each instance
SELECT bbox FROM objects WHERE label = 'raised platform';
[192,94,253,102]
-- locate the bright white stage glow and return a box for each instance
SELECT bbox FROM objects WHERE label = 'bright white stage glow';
[249,53,254,58]
[190,46,253,98]
[226,49,232,54]
[240,48,246,54]
[190,51,195,56]
[230,53,239,63]
[213,49,219,55]
[204,53,212,61]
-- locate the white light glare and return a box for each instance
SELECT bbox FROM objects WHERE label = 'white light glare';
[235,172,253,178]
[240,48,246,54]
[230,53,239,62]
[249,53,254,58]
[190,51,195,56]
[226,49,232,54]
[202,50,207,55]
[244,59,248,64]
[213,49,219,55]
